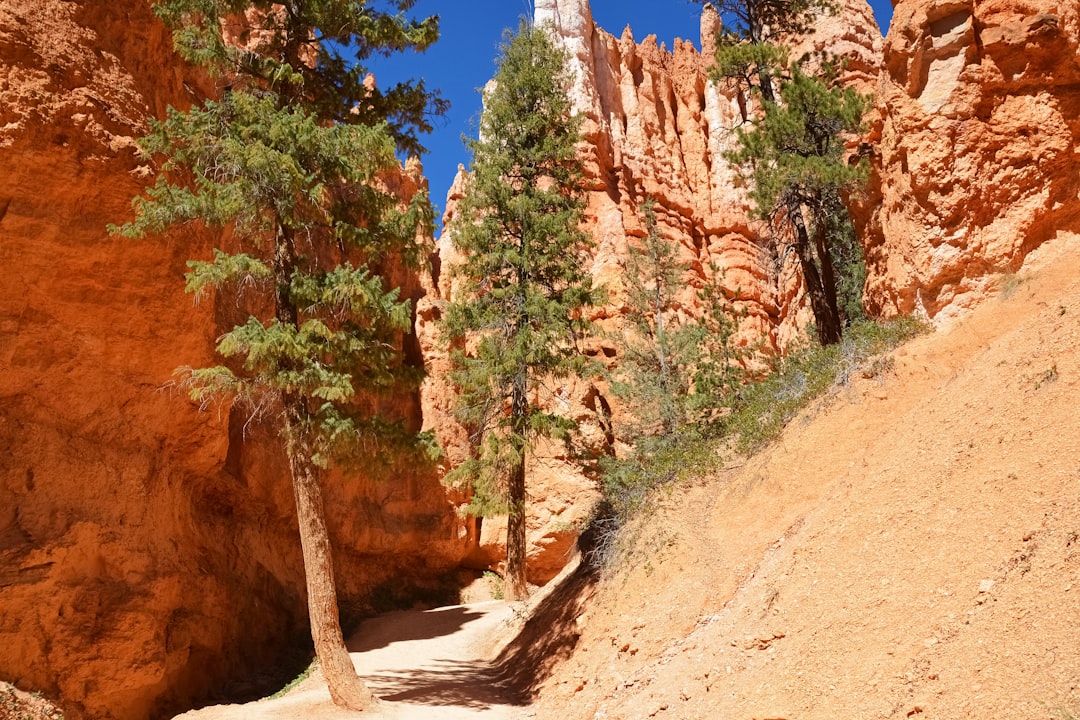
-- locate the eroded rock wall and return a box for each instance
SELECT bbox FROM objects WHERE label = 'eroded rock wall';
[421,0,885,585]
[0,3,465,719]
[864,0,1080,320]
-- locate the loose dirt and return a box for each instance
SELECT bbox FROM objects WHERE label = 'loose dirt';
[529,231,1080,719]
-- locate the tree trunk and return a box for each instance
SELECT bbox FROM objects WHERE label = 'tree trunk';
[655,283,676,436]
[789,207,842,345]
[812,218,843,337]
[284,426,377,711]
[505,372,529,602]
[274,222,375,710]
[749,18,776,104]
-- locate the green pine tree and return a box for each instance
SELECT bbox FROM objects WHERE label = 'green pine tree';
[112,0,441,710]
[606,199,746,526]
[615,199,695,438]
[725,63,870,345]
[613,199,746,439]
[702,0,824,103]
[443,21,599,602]
[703,0,869,345]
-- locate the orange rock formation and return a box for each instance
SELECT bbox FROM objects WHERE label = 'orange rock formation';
[422,0,886,583]
[863,0,1080,320]
[0,3,465,720]
[7,0,1080,716]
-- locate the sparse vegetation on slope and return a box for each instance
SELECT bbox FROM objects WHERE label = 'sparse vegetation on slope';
[532,234,1080,720]
[723,316,929,452]
[595,316,929,540]
[0,683,63,720]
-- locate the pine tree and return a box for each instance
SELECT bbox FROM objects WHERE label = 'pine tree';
[725,64,870,345]
[112,0,441,710]
[616,200,694,438]
[702,0,870,345]
[443,21,598,602]
[702,0,823,103]
[600,200,747,524]
[613,199,746,439]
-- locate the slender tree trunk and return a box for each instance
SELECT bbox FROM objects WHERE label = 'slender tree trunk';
[812,218,843,337]
[749,19,776,104]
[284,417,377,711]
[274,222,375,710]
[789,207,842,345]
[505,371,529,601]
[655,282,676,436]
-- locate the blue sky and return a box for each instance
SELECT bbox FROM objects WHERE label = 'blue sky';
[369,0,895,225]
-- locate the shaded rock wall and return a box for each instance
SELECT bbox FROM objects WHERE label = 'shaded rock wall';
[0,3,465,720]
[864,0,1080,320]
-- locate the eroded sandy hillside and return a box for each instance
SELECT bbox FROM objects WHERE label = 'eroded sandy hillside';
[530,232,1080,720]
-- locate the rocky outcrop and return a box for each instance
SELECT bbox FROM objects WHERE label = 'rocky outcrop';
[14,0,1076,713]
[422,0,886,584]
[0,3,465,720]
[863,0,1080,320]
[543,0,794,348]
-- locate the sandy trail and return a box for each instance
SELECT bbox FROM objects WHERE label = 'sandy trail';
[176,600,530,720]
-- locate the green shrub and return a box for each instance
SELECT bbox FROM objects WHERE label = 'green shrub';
[724,317,929,452]
[269,660,317,700]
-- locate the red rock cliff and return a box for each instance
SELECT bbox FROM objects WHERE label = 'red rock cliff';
[864,0,1080,320]
[0,3,466,720]
[420,0,885,586]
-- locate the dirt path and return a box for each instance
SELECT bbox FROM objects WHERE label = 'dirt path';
[176,600,531,720]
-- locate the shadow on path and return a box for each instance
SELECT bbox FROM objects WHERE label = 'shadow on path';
[495,549,600,700]
[367,660,528,709]
[347,605,491,653]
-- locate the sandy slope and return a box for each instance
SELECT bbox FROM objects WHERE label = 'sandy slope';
[530,232,1080,719]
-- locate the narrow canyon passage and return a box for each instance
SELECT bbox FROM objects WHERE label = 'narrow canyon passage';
[175,601,530,720]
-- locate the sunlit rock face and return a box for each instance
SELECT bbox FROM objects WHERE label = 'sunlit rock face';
[863,0,1080,321]
[0,3,466,719]
[422,0,885,585]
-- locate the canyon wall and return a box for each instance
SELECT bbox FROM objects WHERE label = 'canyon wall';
[0,3,466,720]
[421,0,885,583]
[864,0,1080,320]
[428,0,1080,578]
[5,0,1080,716]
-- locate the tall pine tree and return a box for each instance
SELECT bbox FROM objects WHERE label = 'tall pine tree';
[443,21,598,602]
[724,64,870,345]
[113,0,441,710]
[702,0,870,345]
[616,199,694,438]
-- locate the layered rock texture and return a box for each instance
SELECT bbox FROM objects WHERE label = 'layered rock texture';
[6,0,1080,717]
[865,0,1080,320]
[427,0,1080,581]
[421,0,885,582]
[0,3,465,720]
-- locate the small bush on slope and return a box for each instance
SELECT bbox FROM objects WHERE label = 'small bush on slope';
[725,316,930,453]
